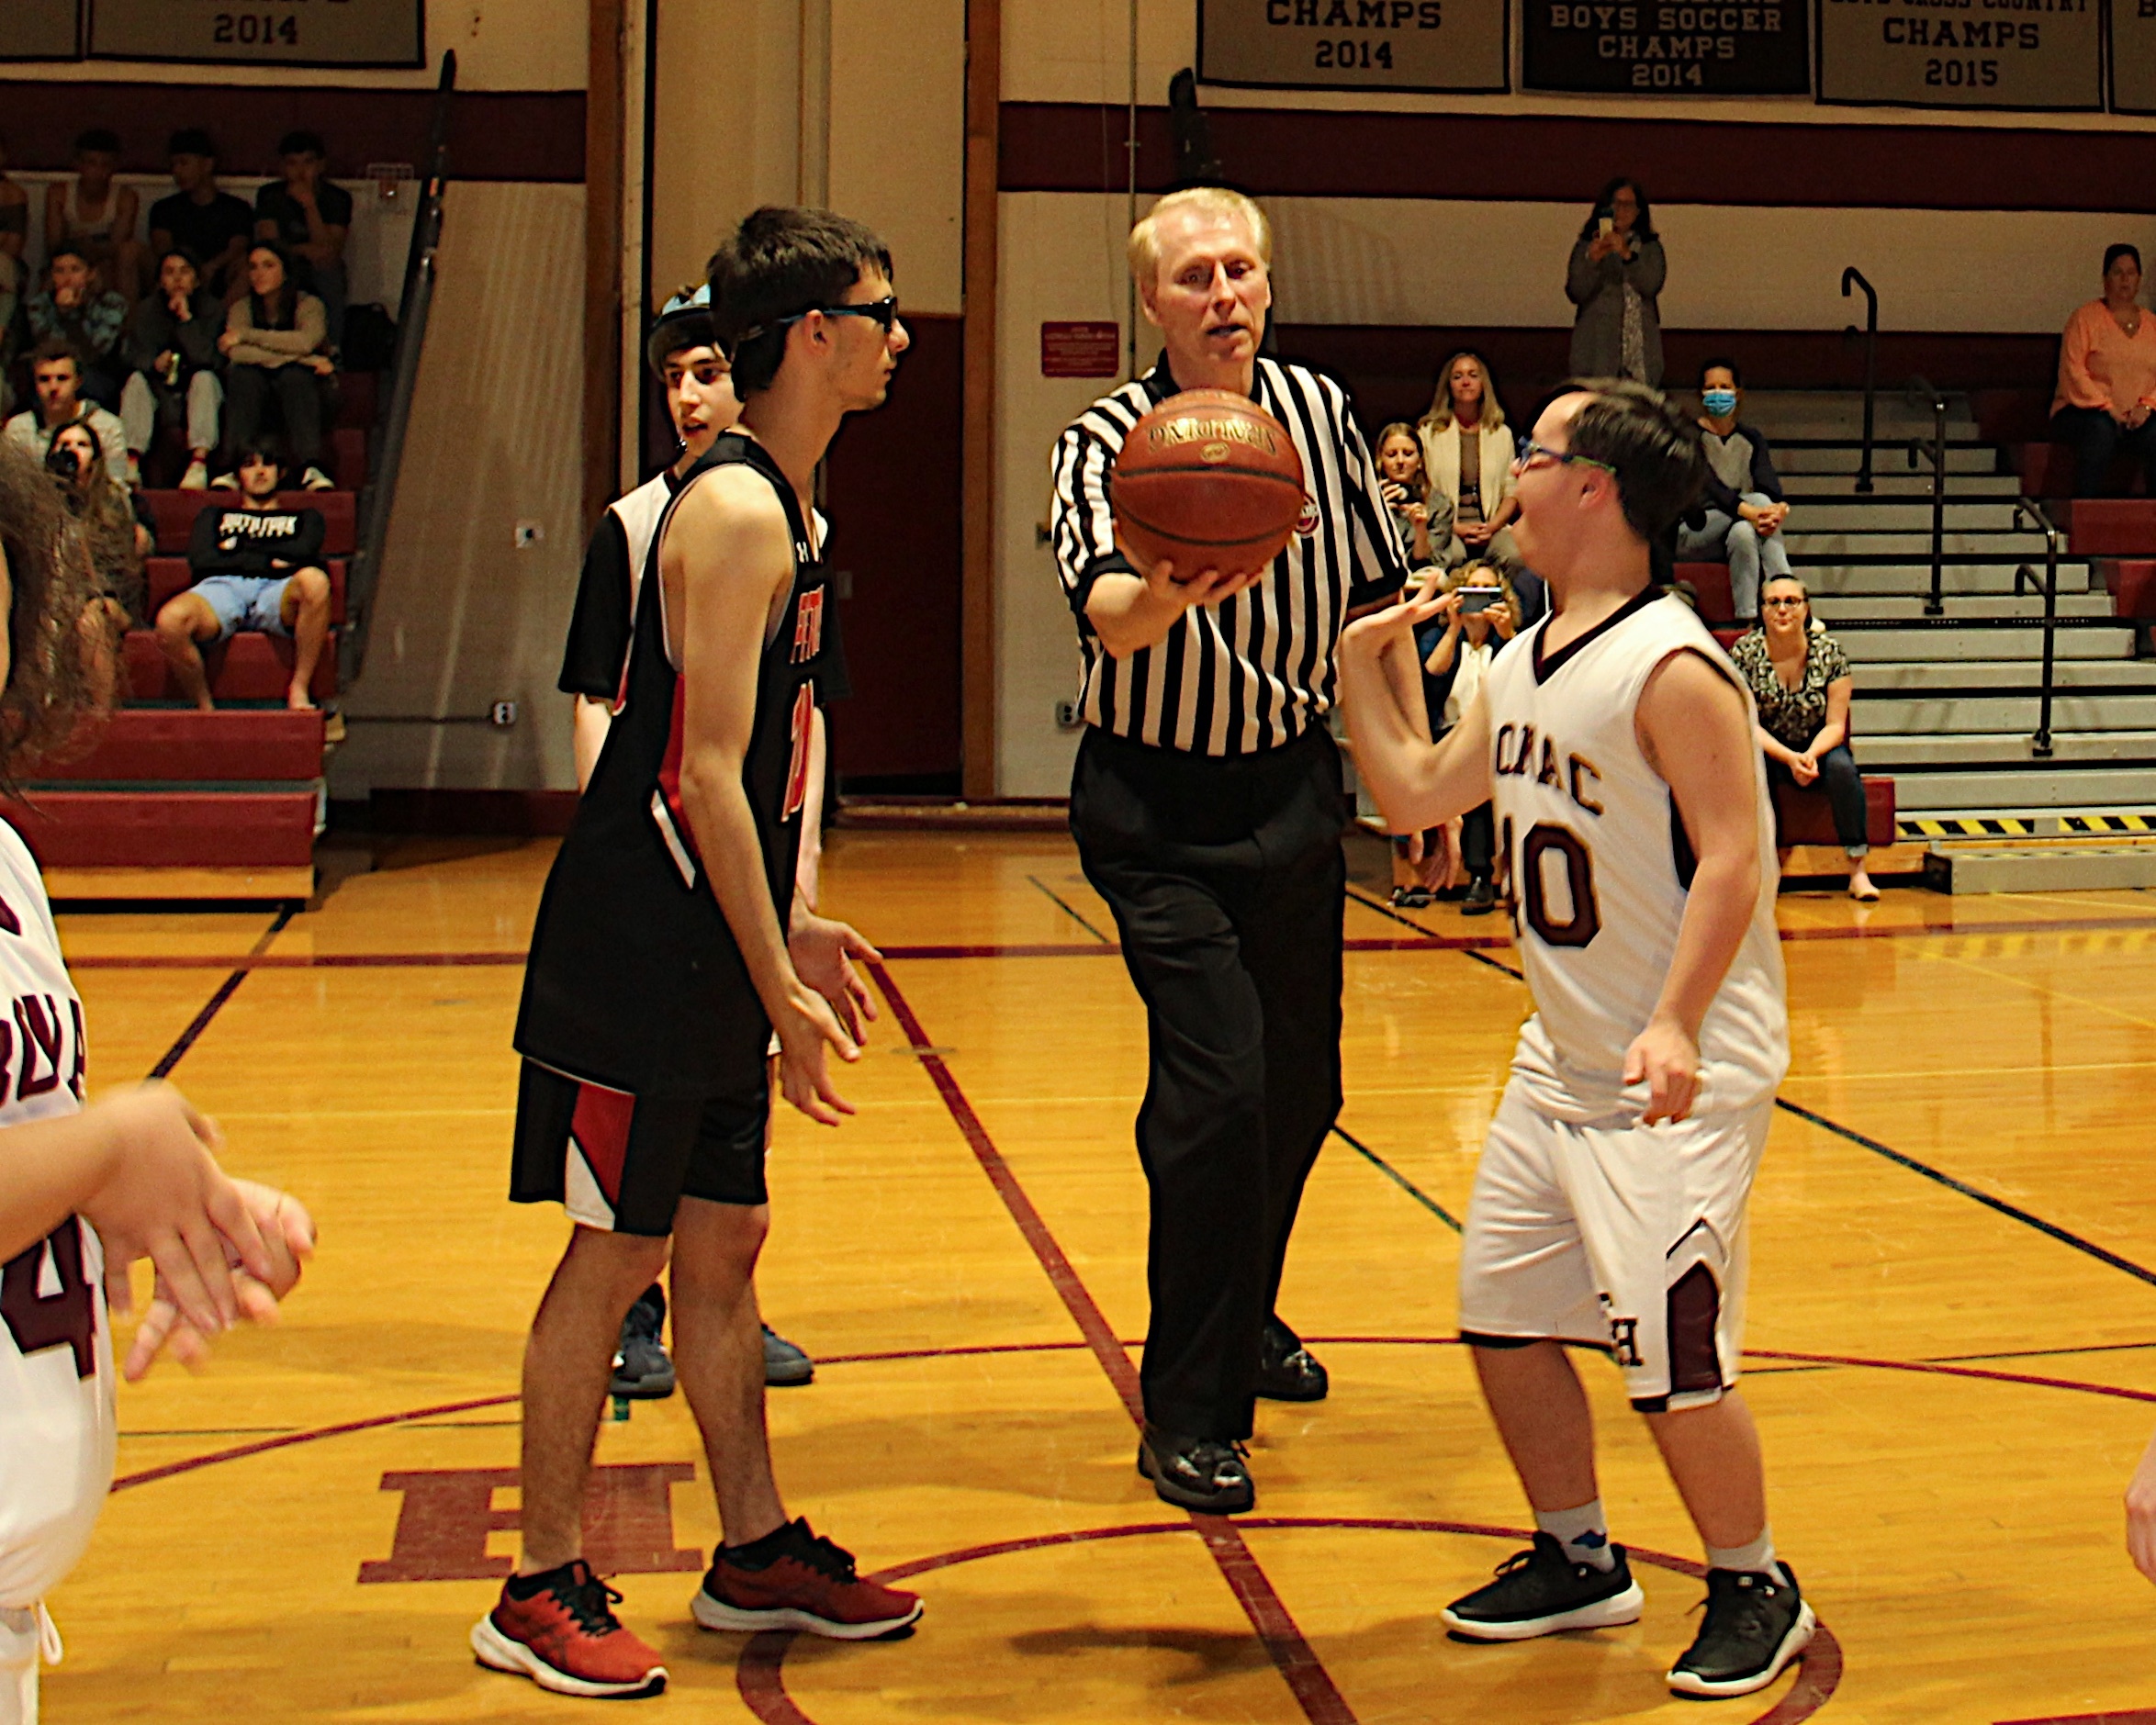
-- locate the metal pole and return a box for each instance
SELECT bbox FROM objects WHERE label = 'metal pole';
[1927,392,1947,617]
[1841,268,1878,495]
[2020,498,2061,757]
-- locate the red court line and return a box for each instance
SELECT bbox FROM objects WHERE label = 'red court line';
[865,958,1358,1725]
[109,1394,519,1491]
[1746,1350,2156,1405]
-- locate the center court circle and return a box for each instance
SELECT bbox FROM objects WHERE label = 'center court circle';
[733,1517,1844,1725]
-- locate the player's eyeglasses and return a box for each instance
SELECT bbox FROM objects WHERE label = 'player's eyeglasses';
[733,296,900,349]
[1512,440,1615,476]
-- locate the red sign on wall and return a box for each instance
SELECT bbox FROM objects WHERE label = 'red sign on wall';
[1040,321,1122,379]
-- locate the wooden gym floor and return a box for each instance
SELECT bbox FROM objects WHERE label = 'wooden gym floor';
[39,828,2156,1723]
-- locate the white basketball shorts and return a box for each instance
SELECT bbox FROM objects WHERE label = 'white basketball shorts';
[1456,1078,1773,1412]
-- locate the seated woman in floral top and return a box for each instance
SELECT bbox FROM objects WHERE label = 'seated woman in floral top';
[1730,575,1878,902]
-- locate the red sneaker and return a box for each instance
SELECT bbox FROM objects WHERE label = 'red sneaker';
[471,1561,668,1698]
[691,1519,923,1641]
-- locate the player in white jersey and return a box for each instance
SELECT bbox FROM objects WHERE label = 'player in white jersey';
[0,442,314,1724]
[1339,381,1814,1700]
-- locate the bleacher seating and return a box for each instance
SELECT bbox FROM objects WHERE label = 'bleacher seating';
[0,442,366,900]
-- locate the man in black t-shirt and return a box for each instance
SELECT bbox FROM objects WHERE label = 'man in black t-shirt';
[148,129,254,301]
[156,438,332,711]
[253,130,352,344]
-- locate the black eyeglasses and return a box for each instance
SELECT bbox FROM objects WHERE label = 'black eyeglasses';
[1511,440,1614,476]
[734,295,900,348]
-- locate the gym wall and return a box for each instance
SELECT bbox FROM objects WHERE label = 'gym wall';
[989,0,2156,796]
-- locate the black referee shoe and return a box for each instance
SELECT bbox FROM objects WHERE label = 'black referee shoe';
[1666,1565,1815,1698]
[1254,1316,1329,1402]
[1138,1426,1254,1514]
[1441,1533,1645,1641]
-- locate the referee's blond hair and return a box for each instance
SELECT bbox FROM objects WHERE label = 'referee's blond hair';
[1128,188,1272,298]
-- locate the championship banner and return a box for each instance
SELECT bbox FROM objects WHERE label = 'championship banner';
[1522,0,1809,93]
[0,0,80,60]
[87,0,424,68]
[2111,0,2156,113]
[1196,0,1510,95]
[1816,0,2100,109]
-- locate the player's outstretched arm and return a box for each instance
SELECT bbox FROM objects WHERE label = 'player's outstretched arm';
[0,1081,280,1338]
[1629,651,1765,1125]
[1338,595,1493,835]
[668,470,859,1126]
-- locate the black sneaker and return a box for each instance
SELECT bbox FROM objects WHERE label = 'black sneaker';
[1667,1565,1815,1698]
[1254,1316,1329,1403]
[1390,885,1435,910]
[1462,873,1497,916]
[1138,1426,1255,1514]
[1442,1533,1645,1641]
[763,1324,814,1387]
[611,1286,675,1400]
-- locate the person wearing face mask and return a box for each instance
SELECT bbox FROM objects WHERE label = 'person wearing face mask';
[1676,360,1790,627]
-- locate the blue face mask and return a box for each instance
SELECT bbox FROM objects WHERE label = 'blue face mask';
[1701,388,1737,418]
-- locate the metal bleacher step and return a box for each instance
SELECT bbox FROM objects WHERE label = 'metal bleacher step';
[1838,624,2134,663]
[1863,729,2156,769]
[1921,834,2156,894]
[1807,565,2099,599]
[1858,692,2156,734]
[1811,593,2115,623]
[1776,444,1996,476]
[1887,764,2156,812]
[1790,499,2027,531]
[1781,473,2021,498]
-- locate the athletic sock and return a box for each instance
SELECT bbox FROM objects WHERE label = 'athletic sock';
[723,1518,803,1570]
[1705,1529,1787,1585]
[1535,1500,1617,1573]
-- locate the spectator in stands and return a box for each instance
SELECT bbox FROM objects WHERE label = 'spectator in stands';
[1732,575,1878,902]
[150,129,256,302]
[1418,351,1522,571]
[6,342,128,476]
[216,243,335,492]
[0,133,26,414]
[27,245,129,409]
[1376,420,1458,575]
[44,418,151,622]
[1676,358,1791,626]
[2051,243,2156,499]
[254,130,351,349]
[44,129,146,306]
[157,437,331,711]
[1415,566,1517,913]
[120,250,223,492]
[1566,177,1666,387]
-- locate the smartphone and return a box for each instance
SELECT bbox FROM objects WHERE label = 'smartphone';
[1598,215,1614,238]
[1458,587,1502,615]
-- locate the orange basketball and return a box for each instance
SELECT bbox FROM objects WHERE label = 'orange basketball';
[1110,389,1308,578]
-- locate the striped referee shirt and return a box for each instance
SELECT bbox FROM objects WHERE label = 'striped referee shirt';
[1050,356,1408,757]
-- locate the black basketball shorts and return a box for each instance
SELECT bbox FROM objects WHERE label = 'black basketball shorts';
[510,1059,769,1236]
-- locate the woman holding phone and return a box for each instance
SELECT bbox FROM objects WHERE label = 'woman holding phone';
[1566,177,1666,386]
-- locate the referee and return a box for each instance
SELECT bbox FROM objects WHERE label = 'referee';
[1050,186,1427,1514]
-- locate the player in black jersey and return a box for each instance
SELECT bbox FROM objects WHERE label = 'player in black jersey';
[474,209,919,1703]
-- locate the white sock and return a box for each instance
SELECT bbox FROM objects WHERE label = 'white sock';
[1705,1529,1787,1584]
[1535,1499,1616,1573]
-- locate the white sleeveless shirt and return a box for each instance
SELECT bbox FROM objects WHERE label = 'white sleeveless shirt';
[1485,591,1788,1121]
[0,820,108,1608]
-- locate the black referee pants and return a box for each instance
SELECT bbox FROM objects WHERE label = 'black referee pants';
[1072,723,1347,1442]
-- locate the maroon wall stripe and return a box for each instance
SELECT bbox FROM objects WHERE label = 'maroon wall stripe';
[0,83,585,182]
[1001,100,2156,213]
[1275,324,2062,426]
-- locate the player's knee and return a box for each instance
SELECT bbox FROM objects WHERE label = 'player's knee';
[154,599,204,644]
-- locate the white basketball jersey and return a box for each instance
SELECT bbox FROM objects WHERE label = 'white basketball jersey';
[1485,591,1788,1121]
[0,820,107,1608]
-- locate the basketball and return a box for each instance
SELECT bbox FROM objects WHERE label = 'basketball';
[1109,389,1308,578]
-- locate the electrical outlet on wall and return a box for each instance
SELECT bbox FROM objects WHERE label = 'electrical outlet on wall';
[1054,700,1081,731]
[513,521,544,549]
[491,701,518,727]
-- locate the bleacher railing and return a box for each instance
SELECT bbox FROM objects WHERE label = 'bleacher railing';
[340,50,456,688]
[1840,267,1878,495]
[2012,498,2065,758]
[1905,375,1948,617]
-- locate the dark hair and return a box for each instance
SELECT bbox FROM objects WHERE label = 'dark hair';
[28,339,78,375]
[708,207,893,398]
[1700,356,1742,387]
[45,241,91,272]
[158,245,204,276]
[246,240,298,327]
[73,128,119,157]
[1555,378,1707,542]
[0,442,117,784]
[236,435,286,475]
[1579,176,1656,243]
[277,129,327,160]
[2105,243,2142,276]
[168,127,216,160]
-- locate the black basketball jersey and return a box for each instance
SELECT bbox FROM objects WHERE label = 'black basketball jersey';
[515,433,828,1097]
